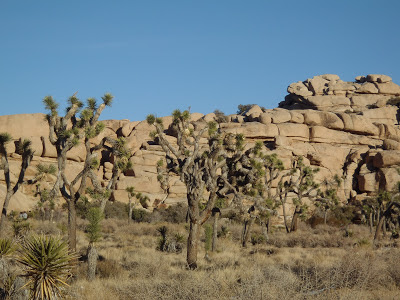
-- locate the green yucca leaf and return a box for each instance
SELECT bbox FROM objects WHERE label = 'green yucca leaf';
[43,96,59,112]
[17,235,78,300]
[0,238,15,257]
[146,114,156,125]
[87,98,97,110]
[0,133,12,145]
[102,93,114,106]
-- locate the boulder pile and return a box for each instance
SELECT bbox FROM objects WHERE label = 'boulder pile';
[1,74,400,216]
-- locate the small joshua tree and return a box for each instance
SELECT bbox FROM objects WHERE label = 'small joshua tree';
[125,187,150,223]
[315,175,341,225]
[86,207,103,281]
[33,163,57,222]
[0,133,34,232]
[285,157,319,232]
[17,235,77,300]
[126,186,136,223]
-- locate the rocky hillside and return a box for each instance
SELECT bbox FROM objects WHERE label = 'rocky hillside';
[1,74,400,216]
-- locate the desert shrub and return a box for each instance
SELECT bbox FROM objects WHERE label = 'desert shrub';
[150,203,187,223]
[131,208,151,222]
[156,226,184,253]
[101,219,118,234]
[251,233,266,246]
[214,109,229,123]
[103,201,128,219]
[96,259,122,279]
[217,225,229,238]
[12,220,30,238]
[330,205,357,226]
[72,197,91,219]
[34,222,62,236]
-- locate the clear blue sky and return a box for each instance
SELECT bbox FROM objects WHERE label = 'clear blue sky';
[1,0,399,121]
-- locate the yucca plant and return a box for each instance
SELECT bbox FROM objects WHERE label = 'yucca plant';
[0,238,15,257]
[17,235,77,300]
[0,238,18,299]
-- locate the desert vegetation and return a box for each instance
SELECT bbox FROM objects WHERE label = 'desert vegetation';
[2,90,400,299]
[0,206,400,299]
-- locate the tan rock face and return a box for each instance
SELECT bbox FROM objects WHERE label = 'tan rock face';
[303,110,344,130]
[1,73,400,213]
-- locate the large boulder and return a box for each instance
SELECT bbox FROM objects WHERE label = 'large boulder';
[375,82,400,95]
[366,74,392,83]
[373,150,400,168]
[303,110,344,130]
[379,168,400,191]
[0,113,49,139]
[303,95,351,111]
[287,81,313,97]
[269,109,291,124]
[310,126,381,146]
[356,83,379,94]
[276,123,309,140]
[336,113,379,136]
[306,76,328,95]
[361,106,398,125]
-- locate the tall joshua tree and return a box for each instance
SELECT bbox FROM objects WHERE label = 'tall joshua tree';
[44,93,114,251]
[0,134,33,232]
[147,110,248,269]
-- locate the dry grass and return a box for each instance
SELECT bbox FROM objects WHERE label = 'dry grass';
[5,217,400,299]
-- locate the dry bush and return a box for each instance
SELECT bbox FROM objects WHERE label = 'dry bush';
[96,259,123,279]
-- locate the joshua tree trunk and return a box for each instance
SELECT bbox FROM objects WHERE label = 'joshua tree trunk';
[87,242,98,281]
[49,209,54,223]
[383,220,387,237]
[128,199,133,224]
[374,215,385,242]
[323,210,328,225]
[68,200,77,252]
[212,211,220,252]
[282,202,290,233]
[261,219,269,242]
[290,206,301,232]
[0,191,13,233]
[369,212,373,234]
[187,221,199,269]
[241,217,254,247]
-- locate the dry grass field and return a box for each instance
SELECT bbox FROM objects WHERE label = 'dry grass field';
[50,216,400,299]
[3,211,400,300]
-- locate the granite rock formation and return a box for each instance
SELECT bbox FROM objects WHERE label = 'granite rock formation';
[1,74,400,218]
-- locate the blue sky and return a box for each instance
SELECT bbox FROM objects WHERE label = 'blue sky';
[1,0,399,121]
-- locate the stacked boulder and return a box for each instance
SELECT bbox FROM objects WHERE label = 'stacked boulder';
[1,74,400,213]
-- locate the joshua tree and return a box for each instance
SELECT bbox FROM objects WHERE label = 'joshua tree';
[240,146,290,243]
[374,188,400,242]
[125,186,150,223]
[147,110,249,269]
[315,175,341,225]
[43,93,114,251]
[279,156,319,232]
[0,133,33,232]
[86,137,132,214]
[126,186,136,223]
[32,163,57,222]
[86,207,103,281]
[17,235,77,300]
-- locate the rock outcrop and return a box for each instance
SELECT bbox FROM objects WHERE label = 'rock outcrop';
[1,74,400,215]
